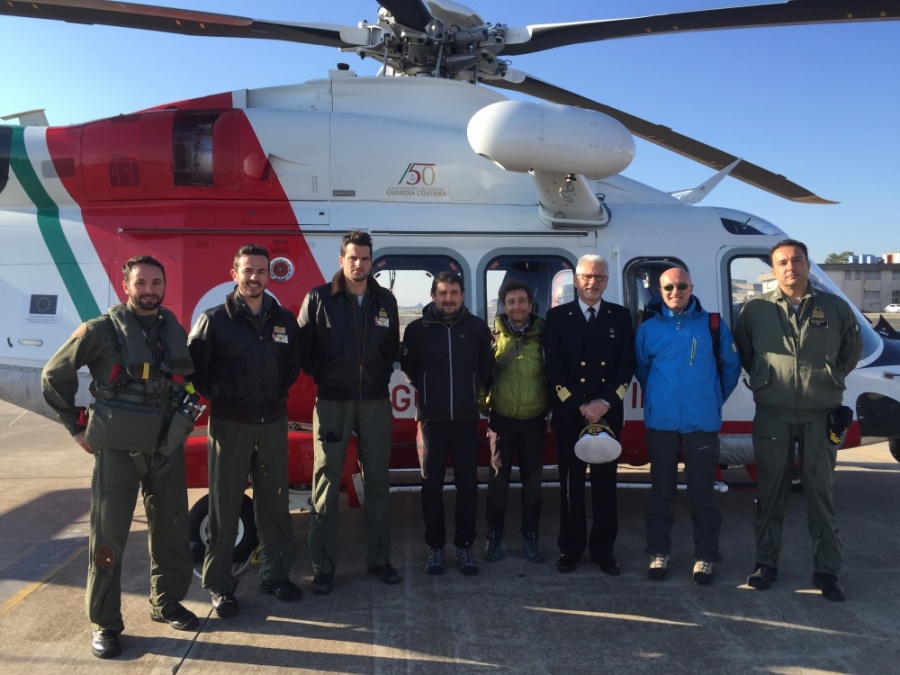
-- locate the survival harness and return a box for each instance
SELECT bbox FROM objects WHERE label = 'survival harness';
[89,304,193,407]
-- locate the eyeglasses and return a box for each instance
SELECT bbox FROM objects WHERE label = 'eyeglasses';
[579,274,609,282]
[661,283,690,291]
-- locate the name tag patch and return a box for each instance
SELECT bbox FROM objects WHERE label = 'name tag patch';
[273,326,289,343]
[809,307,828,329]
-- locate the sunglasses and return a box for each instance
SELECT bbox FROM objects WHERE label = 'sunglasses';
[661,283,690,291]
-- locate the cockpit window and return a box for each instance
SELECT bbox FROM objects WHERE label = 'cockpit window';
[714,207,782,236]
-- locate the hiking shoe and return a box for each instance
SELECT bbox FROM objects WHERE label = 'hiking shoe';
[367,564,402,585]
[522,532,545,563]
[456,546,479,576]
[312,573,334,596]
[813,572,846,602]
[648,554,670,580]
[425,547,445,575]
[693,560,714,585]
[484,530,504,562]
[210,591,239,618]
[747,564,778,590]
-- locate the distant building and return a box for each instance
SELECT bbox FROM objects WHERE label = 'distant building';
[820,260,900,313]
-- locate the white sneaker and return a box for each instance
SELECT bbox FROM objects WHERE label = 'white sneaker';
[648,554,670,580]
[693,559,714,585]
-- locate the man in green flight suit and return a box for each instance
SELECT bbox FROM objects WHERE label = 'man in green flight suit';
[42,255,198,660]
[734,239,862,602]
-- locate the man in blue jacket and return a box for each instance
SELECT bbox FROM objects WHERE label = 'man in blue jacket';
[635,267,741,584]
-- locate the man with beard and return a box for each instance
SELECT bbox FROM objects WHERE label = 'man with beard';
[401,272,494,576]
[544,254,635,575]
[298,230,401,595]
[189,244,304,617]
[479,279,549,564]
[42,256,198,659]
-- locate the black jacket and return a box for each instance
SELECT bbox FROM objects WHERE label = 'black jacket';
[188,291,302,423]
[400,303,494,421]
[543,299,636,436]
[297,272,400,400]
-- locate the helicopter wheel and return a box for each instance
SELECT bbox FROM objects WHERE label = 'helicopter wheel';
[188,493,258,564]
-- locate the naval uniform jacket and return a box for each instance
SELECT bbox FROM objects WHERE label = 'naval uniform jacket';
[543,299,636,437]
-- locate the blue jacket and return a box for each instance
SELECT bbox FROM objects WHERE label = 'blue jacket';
[635,295,741,433]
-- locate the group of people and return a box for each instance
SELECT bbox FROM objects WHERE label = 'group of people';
[40,234,861,660]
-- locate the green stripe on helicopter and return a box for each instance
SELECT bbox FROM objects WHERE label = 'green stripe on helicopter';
[8,127,100,322]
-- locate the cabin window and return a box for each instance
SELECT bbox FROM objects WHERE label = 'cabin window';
[482,256,572,326]
[727,255,772,326]
[372,254,463,339]
[623,257,688,328]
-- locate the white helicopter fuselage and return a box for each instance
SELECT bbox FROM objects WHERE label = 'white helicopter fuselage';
[2,71,898,478]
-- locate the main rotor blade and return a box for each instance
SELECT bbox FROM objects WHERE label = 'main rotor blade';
[378,0,433,32]
[489,74,834,204]
[0,0,361,48]
[505,0,900,56]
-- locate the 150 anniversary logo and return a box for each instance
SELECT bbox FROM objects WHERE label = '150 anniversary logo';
[386,162,447,197]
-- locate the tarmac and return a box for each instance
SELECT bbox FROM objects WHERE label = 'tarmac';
[2,398,899,674]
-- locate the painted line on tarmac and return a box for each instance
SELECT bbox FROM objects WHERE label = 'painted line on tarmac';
[0,538,87,618]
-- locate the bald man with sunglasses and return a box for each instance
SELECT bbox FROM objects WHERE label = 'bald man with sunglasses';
[635,268,741,584]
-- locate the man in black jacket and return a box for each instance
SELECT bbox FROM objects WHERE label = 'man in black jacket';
[544,254,635,575]
[298,231,401,595]
[188,244,304,617]
[401,272,494,576]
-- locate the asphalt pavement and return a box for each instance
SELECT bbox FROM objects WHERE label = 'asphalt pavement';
[1,399,899,674]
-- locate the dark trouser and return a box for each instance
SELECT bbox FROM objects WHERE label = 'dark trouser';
[87,446,193,632]
[644,429,723,562]
[486,413,545,536]
[203,415,294,594]
[554,414,618,562]
[308,398,394,575]
[418,419,479,548]
[752,413,842,574]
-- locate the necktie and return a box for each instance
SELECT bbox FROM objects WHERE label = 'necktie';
[587,306,596,325]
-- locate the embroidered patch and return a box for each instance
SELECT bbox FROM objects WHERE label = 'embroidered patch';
[809,307,828,329]
[273,326,289,343]
[375,308,390,328]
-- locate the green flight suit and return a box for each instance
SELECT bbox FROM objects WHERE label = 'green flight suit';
[41,305,194,632]
[734,286,862,574]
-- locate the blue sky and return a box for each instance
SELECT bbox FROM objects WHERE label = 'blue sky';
[2,0,898,263]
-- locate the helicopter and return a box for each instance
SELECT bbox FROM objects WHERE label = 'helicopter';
[2,0,900,562]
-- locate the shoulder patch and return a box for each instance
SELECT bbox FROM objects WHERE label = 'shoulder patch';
[70,323,88,339]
